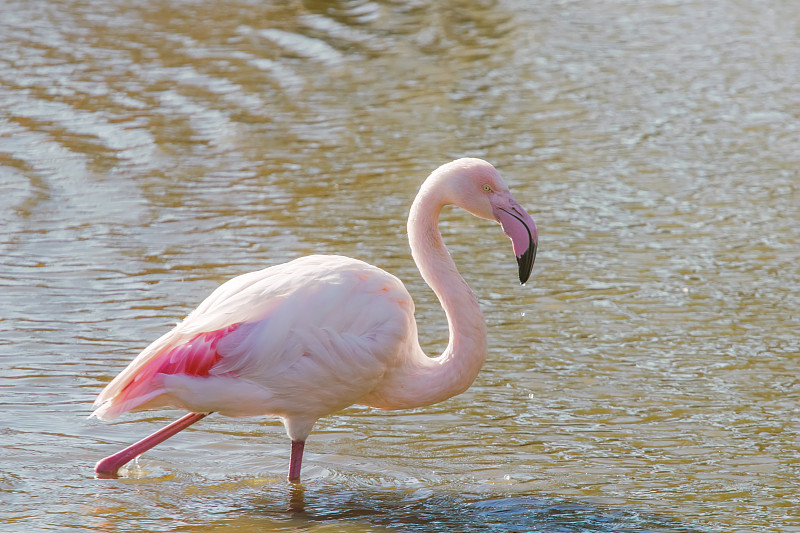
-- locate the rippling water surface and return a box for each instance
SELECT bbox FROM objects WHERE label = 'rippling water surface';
[1,0,798,531]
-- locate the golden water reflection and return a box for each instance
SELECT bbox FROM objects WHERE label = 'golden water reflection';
[1,0,798,532]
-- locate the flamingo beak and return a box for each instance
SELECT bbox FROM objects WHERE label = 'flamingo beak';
[493,199,538,285]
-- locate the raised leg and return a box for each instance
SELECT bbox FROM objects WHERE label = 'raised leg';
[94,412,209,478]
[288,439,305,482]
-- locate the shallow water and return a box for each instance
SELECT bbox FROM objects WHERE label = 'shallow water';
[1,0,799,531]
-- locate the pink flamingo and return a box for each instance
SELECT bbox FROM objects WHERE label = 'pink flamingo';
[91,158,538,481]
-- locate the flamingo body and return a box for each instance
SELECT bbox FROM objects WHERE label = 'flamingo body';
[91,158,538,480]
[94,255,417,439]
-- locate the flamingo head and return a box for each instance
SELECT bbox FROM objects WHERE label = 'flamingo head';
[435,158,538,284]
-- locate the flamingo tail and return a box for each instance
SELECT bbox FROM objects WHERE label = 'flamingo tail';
[91,324,241,420]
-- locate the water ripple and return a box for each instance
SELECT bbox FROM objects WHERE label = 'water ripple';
[1,0,799,532]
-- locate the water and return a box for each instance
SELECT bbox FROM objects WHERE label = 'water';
[1,0,798,531]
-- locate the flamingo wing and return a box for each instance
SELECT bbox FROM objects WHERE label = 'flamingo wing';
[91,255,415,422]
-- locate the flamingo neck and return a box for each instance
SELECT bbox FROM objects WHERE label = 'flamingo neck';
[396,182,488,407]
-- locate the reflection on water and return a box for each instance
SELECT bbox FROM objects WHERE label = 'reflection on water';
[1,0,799,532]
[96,480,705,533]
[279,490,706,533]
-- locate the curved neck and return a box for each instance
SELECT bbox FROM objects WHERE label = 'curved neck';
[398,183,488,407]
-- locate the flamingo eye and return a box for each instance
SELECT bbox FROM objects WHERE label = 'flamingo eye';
[483,184,492,192]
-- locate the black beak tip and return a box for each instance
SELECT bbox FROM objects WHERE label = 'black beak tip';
[517,241,537,285]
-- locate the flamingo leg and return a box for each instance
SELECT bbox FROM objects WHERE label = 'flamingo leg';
[288,440,305,482]
[94,412,209,478]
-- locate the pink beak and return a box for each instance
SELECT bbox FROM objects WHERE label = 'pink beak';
[492,199,538,284]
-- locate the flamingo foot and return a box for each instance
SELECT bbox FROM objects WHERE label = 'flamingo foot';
[94,412,209,478]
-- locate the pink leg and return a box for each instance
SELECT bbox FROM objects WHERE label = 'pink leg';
[95,412,209,478]
[288,440,305,481]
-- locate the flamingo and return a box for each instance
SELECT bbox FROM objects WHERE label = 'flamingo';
[91,158,538,481]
